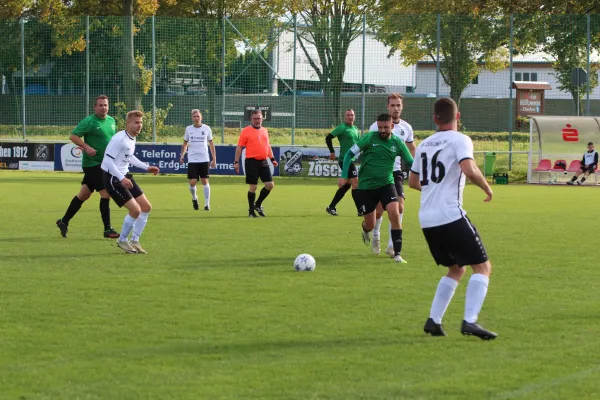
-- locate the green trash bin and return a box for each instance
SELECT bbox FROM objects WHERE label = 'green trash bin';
[484,152,496,176]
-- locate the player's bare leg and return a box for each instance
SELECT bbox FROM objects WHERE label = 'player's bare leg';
[361,210,377,245]
[189,178,199,210]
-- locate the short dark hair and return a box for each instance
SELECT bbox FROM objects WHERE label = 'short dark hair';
[95,95,108,105]
[434,97,458,124]
[588,142,594,146]
[377,113,392,122]
[251,109,262,117]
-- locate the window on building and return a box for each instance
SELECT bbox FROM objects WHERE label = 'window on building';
[523,72,530,81]
[471,75,479,84]
[531,73,538,82]
[515,72,522,81]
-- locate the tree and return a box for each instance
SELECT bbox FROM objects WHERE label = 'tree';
[283,0,374,126]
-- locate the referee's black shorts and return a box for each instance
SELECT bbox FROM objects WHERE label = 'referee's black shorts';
[103,172,144,207]
[245,158,272,185]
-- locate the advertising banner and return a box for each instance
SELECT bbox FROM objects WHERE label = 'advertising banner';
[0,142,54,170]
[55,143,279,176]
[279,146,359,178]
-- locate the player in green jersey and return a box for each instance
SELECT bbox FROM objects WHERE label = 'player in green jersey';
[325,109,360,216]
[56,95,119,239]
[340,113,414,263]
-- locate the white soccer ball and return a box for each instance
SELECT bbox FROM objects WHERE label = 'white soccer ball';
[294,254,316,271]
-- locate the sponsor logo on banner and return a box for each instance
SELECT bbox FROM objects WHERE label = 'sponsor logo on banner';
[19,161,54,171]
[279,146,358,177]
[60,143,84,172]
[35,144,50,160]
[562,124,579,142]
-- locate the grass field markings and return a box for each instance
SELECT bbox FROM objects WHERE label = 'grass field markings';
[492,364,600,400]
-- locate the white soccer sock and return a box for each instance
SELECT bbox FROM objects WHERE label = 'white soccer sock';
[131,212,149,243]
[464,273,490,323]
[203,184,210,207]
[430,276,459,324]
[373,217,383,238]
[189,185,198,201]
[387,213,403,249]
[119,214,136,242]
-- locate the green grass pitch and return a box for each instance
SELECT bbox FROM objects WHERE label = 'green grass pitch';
[1,171,599,399]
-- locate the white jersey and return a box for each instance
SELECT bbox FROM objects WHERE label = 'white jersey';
[184,124,213,163]
[411,130,474,228]
[583,150,598,166]
[369,120,414,171]
[101,130,140,181]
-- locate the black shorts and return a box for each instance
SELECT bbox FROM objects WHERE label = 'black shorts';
[580,165,595,174]
[422,217,488,267]
[81,165,106,192]
[339,160,358,179]
[245,158,273,185]
[355,184,398,215]
[393,170,405,199]
[103,172,144,208]
[188,162,209,180]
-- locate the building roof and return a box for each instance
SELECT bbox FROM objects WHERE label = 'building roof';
[512,81,552,90]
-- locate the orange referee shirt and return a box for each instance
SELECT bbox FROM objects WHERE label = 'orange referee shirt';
[238,126,273,160]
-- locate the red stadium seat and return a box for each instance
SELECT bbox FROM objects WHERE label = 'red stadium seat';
[550,159,567,172]
[566,160,582,172]
[532,159,551,182]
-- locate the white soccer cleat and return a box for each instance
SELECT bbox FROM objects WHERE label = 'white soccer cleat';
[371,236,381,255]
[130,241,148,254]
[361,229,371,245]
[385,246,395,257]
[117,240,138,254]
[394,254,408,264]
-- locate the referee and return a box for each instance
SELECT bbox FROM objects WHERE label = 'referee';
[234,110,279,218]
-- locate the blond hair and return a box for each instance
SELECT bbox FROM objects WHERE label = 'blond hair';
[126,110,144,120]
[387,93,403,104]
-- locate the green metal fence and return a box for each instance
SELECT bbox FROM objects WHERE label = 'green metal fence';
[1,14,599,144]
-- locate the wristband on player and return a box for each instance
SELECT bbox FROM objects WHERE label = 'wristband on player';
[234,161,239,164]
[270,157,276,162]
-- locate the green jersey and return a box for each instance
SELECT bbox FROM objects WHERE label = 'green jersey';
[342,131,414,190]
[330,123,359,158]
[72,114,117,168]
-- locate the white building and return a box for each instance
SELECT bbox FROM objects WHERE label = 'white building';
[415,52,600,99]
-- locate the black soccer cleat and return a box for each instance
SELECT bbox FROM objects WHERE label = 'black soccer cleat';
[204,205,210,211]
[103,227,120,239]
[56,219,68,238]
[326,206,338,216]
[424,318,446,337]
[567,181,574,185]
[192,199,199,210]
[248,209,259,218]
[461,320,497,340]
[254,204,266,217]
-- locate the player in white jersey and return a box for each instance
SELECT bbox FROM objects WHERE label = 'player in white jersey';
[180,109,217,210]
[101,110,160,254]
[369,93,416,256]
[567,142,598,185]
[408,98,497,340]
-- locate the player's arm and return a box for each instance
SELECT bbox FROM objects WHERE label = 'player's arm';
[406,141,416,157]
[581,154,586,167]
[593,152,599,169]
[129,155,158,175]
[71,120,96,156]
[325,134,336,160]
[101,139,126,181]
[209,140,217,168]
[341,135,367,181]
[405,126,416,157]
[180,141,188,163]
[460,159,492,202]
[396,138,414,170]
[408,147,421,191]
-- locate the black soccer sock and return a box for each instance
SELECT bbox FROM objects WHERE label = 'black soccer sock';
[248,191,256,210]
[581,177,587,183]
[391,228,403,255]
[571,176,578,182]
[255,187,271,207]
[100,198,111,230]
[61,196,84,225]
[329,183,351,209]
[351,189,361,211]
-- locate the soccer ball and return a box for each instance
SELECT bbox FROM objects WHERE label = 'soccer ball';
[294,254,316,271]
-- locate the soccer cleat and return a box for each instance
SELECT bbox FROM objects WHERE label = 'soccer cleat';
[192,199,199,210]
[567,181,574,185]
[577,181,582,185]
[248,209,259,218]
[204,205,210,211]
[385,246,395,257]
[371,236,381,254]
[130,241,148,254]
[56,219,68,238]
[103,227,120,239]
[461,320,497,340]
[254,204,266,217]
[325,206,338,216]
[116,240,138,254]
[393,254,408,263]
[361,228,371,245]
[424,318,447,337]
